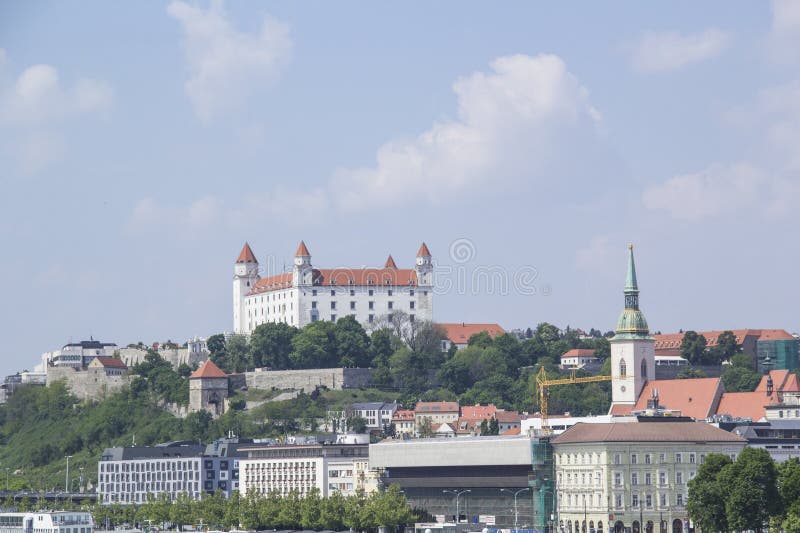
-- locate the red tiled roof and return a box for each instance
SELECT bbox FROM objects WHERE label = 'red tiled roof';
[417,242,431,257]
[501,427,521,435]
[716,391,779,421]
[295,241,310,256]
[755,369,800,393]
[392,409,415,421]
[495,410,521,423]
[384,255,397,269]
[461,405,497,418]
[561,349,597,359]
[236,242,257,263]
[438,323,505,345]
[631,378,724,420]
[653,329,759,351]
[609,404,634,416]
[415,401,460,413]
[758,329,796,341]
[190,360,227,379]
[248,268,418,294]
[551,422,747,444]
[94,356,127,369]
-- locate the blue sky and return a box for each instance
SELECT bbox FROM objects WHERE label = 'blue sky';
[1,1,799,375]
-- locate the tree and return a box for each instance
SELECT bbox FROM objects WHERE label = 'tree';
[719,447,781,533]
[722,366,762,392]
[250,322,298,369]
[290,321,337,369]
[779,458,800,528]
[418,417,434,438]
[224,335,250,373]
[300,488,324,530]
[207,334,226,356]
[335,316,371,367]
[488,417,499,435]
[681,331,708,365]
[347,415,368,434]
[715,330,741,361]
[688,453,732,533]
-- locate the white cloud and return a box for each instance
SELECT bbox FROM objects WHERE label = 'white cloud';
[332,54,601,211]
[642,163,770,221]
[631,28,729,72]
[0,57,113,174]
[767,0,800,63]
[167,0,292,122]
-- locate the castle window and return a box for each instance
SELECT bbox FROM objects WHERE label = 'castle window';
[331,302,336,310]
[312,290,317,296]
[331,290,335,296]
[388,301,393,310]
[410,290,415,296]
[368,301,374,310]
[388,290,393,296]
[369,289,374,296]
[410,301,415,309]
[620,359,627,377]
[350,301,355,310]
[350,289,355,296]
[641,359,647,379]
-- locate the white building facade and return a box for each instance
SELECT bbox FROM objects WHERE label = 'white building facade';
[41,339,118,370]
[239,442,371,498]
[551,422,746,533]
[233,241,434,334]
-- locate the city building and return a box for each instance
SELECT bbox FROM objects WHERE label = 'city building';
[560,349,599,369]
[347,402,400,431]
[239,438,372,498]
[87,356,127,376]
[233,241,434,334]
[370,435,553,530]
[189,360,229,417]
[98,438,250,504]
[41,339,118,370]
[414,401,460,431]
[439,323,505,351]
[391,409,416,437]
[551,421,747,533]
[715,369,800,421]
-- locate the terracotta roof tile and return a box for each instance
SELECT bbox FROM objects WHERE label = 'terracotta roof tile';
[236,242,257,263]
[757,329,796,341]
[629,378,724,420]
[561,349,597,359]
[551,421,747,444]
[384,255,398,269]
[248,267,419,295]
[190,360,227,379]
[415,401,460,413]
[438,323,505,344]
[417,242,431,257]
[392,409,415,421]
[461,405,497,418]
[295,241,310,256]
[94,356,127,369]
[716,391,779,421]
[501,427,521,435]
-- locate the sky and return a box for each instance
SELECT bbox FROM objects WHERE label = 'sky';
[1,1,799,376]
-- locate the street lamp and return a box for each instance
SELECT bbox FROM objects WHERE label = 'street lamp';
[501,488,531,532]
[443,489,471,529]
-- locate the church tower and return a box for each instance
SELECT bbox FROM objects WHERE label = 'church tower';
[610,244,655,407]
[414,242,433,287]
[233,242,259,333]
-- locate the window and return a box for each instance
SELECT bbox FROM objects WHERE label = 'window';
[614,472,622,486]
[659,472,666,486]
[368,289,373,296]
[660,494,667,507]
[410,290,415,296]
[368,301,374,310]
[689,453,696,464]
[331,301,336,309]
[631,472,639,485]
[331,314,337,322]
[677,494,684,506]
[615,494,623,508]
[388,289,393,296]
[676,472,683,485]
[350,289,355,296]
[614,453,621,465]
[311,301,317,309]
[388,301,393,310]
[410,301,415,309]
[675,453,682,464]
[620,359,627,376]
[631,454,638,465]
[645,473,652,485]
[350,301,356,310]
[645,454,652,465]
[632,494,639,508]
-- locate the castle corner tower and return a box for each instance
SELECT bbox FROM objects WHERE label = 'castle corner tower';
[233,242,259,333]
[610,244,655,407]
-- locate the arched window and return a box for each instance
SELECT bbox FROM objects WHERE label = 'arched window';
[641,359,648,379]
[620,359,627,377]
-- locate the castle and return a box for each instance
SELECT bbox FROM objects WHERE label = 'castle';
[233,241,434,334]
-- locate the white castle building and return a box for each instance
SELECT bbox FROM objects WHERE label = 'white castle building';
[233,241,434,334]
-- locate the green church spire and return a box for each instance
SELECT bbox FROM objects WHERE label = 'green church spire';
[615,243,650,338]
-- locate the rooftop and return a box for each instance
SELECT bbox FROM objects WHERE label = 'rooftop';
[190,360,227,379]
[551,421,747,444]
[438,323,505,344]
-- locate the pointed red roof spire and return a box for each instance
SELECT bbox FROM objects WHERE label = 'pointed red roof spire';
[236,242,257,263]
[295,240,311,257]
[384,255,397,269]
[417,242,431,257]
[190,359,228,379]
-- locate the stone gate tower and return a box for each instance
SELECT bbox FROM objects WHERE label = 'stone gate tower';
[189,360,229,418]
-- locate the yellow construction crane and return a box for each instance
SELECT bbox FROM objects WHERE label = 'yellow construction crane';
[535,366,616,434]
